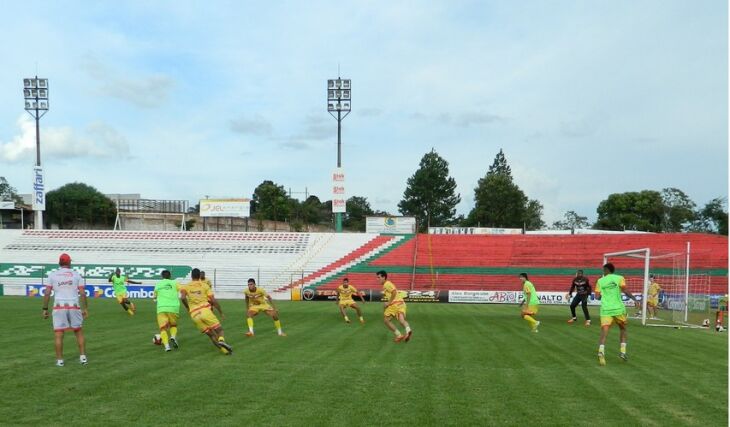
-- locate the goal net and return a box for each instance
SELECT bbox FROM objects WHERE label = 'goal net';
[603,243,711,328]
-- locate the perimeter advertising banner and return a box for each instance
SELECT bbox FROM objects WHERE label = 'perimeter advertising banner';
[448,290,641,306]
[200,199,251,218]
[301,288,447,303]
[26,284,156,299]
[332,168,346,213]
[32,166,45,211]
[428,227,523,235]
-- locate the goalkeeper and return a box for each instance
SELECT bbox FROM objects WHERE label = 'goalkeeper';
[566,269,591,326]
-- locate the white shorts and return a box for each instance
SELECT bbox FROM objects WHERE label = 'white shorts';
[52,308,83,332]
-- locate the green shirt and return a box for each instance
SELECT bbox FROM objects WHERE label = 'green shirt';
[523,280,539,306]
[596,274,627,316]
[111,275,128,294]
[154,279,180,314]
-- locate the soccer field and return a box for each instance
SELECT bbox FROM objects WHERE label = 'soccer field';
[1,297,726,426]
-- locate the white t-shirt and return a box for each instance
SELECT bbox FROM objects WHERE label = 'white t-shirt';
[46,267,84,308]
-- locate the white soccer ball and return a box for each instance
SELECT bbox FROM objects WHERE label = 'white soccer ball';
[153,334,162,345]
[702,319,710,327]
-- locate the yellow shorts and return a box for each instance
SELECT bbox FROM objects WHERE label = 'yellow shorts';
[249,304,274,314]
[601,314,628,327]
[115,291,128,303]
[647,298,658,308]
[384,301,406,318]
[339,300,357,308]
[522,305,539,316]
[189,306,221,333]
[157,313,179,330]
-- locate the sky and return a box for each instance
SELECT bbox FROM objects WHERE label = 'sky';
[0,1,727,225]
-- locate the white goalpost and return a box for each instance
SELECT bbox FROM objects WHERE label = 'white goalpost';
[603,243,711,328]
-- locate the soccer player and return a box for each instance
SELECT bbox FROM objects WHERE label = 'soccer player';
[566,269,591,326]
[42,253,88,367]
[108,268,142,316]
[201,270,211,287]
[244,278,286,337]
[335,277,365,324]
[595,263,640,366]
[519,273,540,332]
[376,270,412,342]
[154,270,181,352]
[647,274,662,319]
[180,268,233,354]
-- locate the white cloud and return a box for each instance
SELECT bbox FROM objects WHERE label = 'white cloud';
[0,115,130,162]
[82,55,174,108]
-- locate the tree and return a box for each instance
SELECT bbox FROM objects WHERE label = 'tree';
[0,177,22,203]
[692,198,728,235]
[344,196,374,232]
[661,188,696,232]
[45,182,117,229]
[594,191,664,232]
[301,195,324,225]
[251,180,291,223]
[466,149,544,229]
[398,149,461,231]
[552,210,591,230]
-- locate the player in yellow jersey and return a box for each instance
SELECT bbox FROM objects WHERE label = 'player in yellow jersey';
[200,270,212,287]
[647,274,662,319]
[179,268,233,355]
[336,277,366,324]
[376,270,412,343]
[244,278,286,337]
[519,273,540,332]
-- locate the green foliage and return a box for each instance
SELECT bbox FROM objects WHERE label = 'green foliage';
[466,150,543,229]
[343,196,374,231]
[0,177,23,203]
[552,210,591,230]
[251,180,291,222]
[398,149,461,231]
[692,198,728,235]
[661,188,697,232]
[45,182,116,229]
[1,298,726,426]
[595,191,664,232]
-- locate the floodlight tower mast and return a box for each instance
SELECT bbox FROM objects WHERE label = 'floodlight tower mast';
[327,77,351,232]
[23,77,49,230]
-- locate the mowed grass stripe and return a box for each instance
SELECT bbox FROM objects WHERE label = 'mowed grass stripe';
[0,297,726,426]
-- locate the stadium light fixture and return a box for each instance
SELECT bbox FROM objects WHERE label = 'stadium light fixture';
[326,77,351,232]
[23,76,49,230]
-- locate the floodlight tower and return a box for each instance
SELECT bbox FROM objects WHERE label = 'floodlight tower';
[327,78,351,232]
[23,77,49,230]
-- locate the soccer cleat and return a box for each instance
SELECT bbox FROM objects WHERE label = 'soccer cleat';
[619,352,628,362]
[584,320,591,327]
[164,345,171,352]
[359,318,365,324]
[345,318,351,324]
[127,309,135,316]
[79,355,87,366]
[598,352,606,366]
[56,360,65,367]
[245,331,255,337]
[278,332,287,337]
[170,337,179,349]
[567,318,577,324]
[404,330,413,342]
[394,335,406,343]
[217,341,233,355]
[532,321,541,333]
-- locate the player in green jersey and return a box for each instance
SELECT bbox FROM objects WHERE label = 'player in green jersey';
[594,263,639,366]
[109,268,142,315]
[519,273,540,332]
[154,270,181,352]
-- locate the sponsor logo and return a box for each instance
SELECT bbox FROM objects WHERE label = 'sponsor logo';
[26,284,156,299]
[302,288,315,301]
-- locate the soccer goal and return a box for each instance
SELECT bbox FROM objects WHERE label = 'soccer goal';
[603,243,711,328]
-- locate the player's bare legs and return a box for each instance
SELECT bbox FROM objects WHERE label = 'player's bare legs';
[618,322,628,361]
[597,325,610,366]
[339,305,348,321]
[352,303,364,319]
[397,313,413,342]
[74,330,86,356]
[265,310,285,336]
[54,331,64,360]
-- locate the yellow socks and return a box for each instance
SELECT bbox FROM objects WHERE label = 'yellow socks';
[170,327,177,339]
[160,330,169,346]
[247,318,254,333]
[620,342,627,353]
[274,320,283,334]
[523,315,537,328]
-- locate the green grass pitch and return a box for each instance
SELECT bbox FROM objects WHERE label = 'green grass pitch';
[0,297,726,426]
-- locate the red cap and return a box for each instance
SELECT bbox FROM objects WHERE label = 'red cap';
[59,253,71,265]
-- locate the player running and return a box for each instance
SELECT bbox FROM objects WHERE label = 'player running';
[154,270,181,352]
[647,274,662,319]
[180,268,233,355]
[376,270,412,343]
[42,253,89,367]
[519,273,540,332]
[244,278,286,337]
[566,269,591,326]
[335,277,365,324]
[108,268,142,316]
[595,263,640,366]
